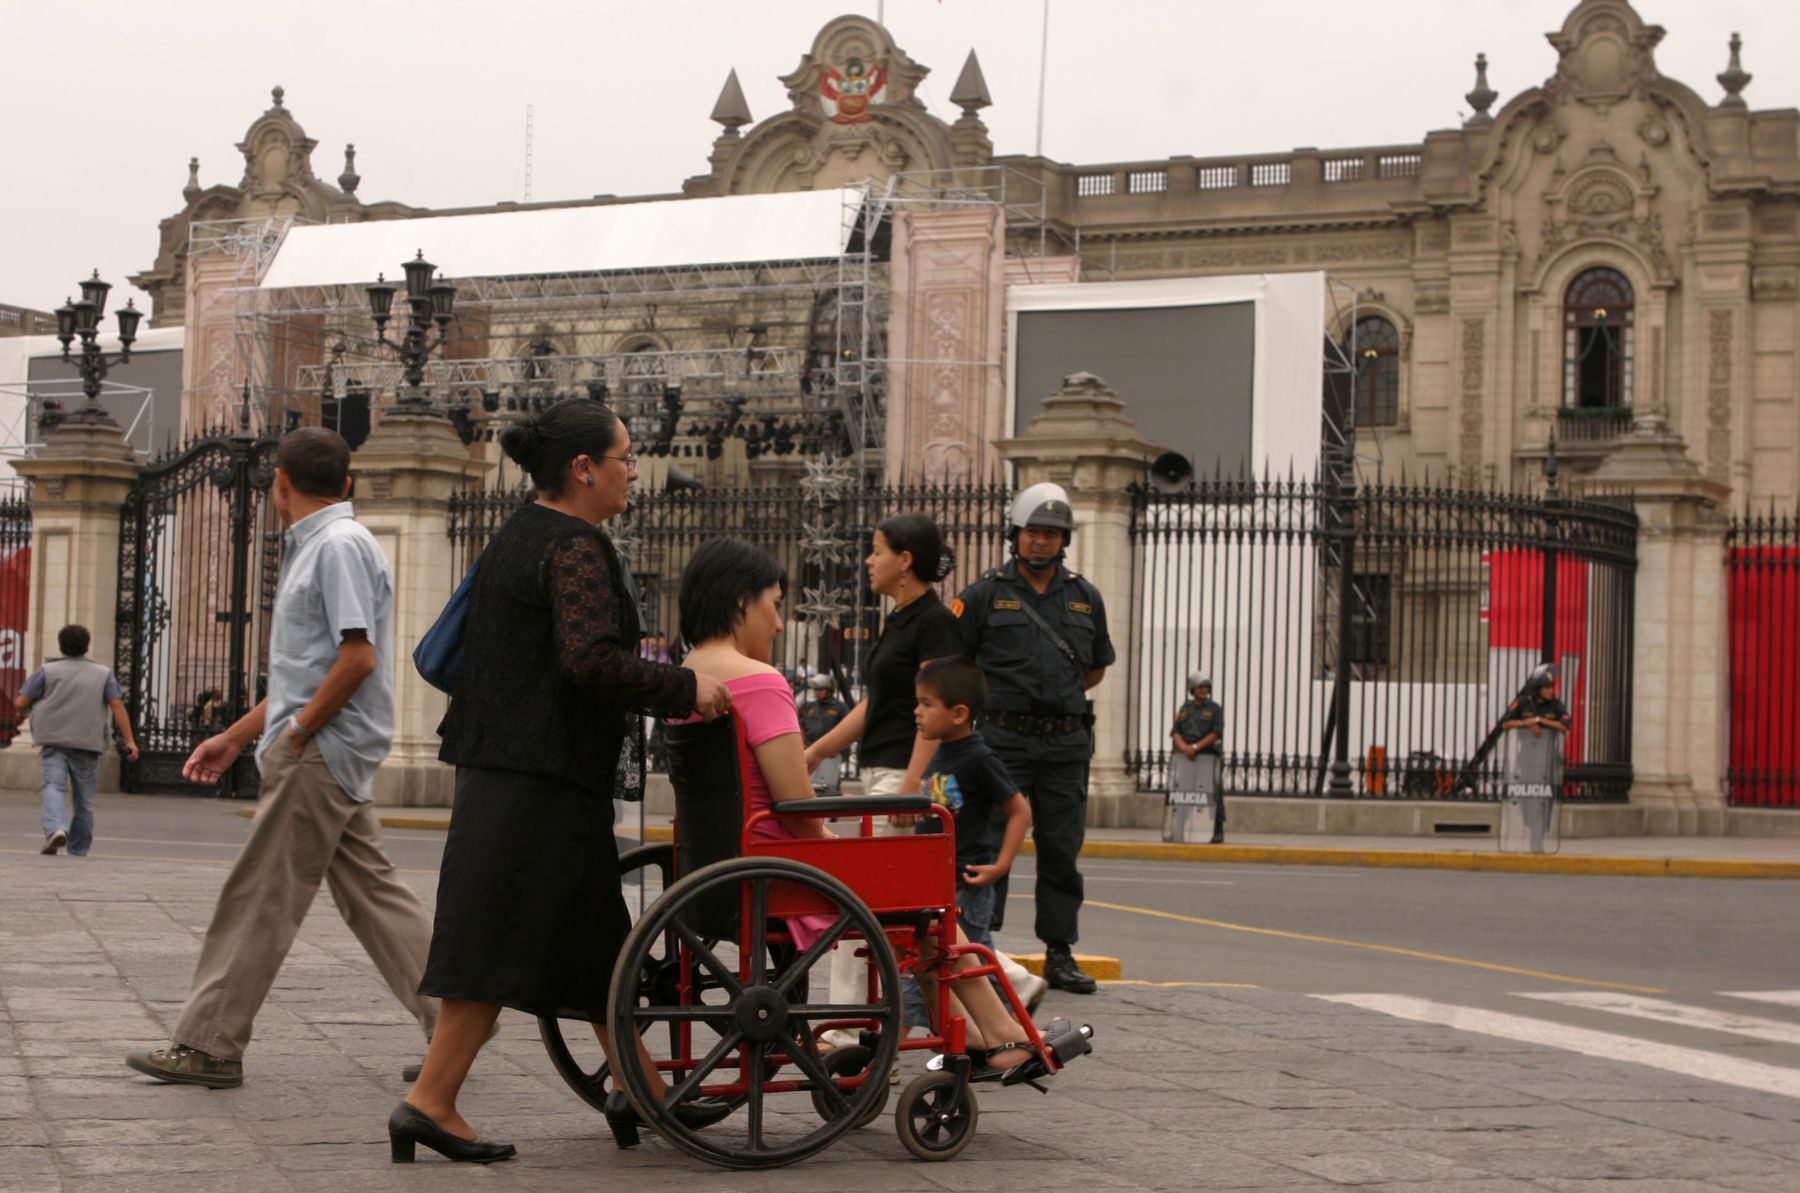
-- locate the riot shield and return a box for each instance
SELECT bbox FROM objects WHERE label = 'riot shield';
[1498,727,1562,854]
[1165,753,1220,843]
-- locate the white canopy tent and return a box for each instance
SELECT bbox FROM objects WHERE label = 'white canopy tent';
[258,187,867,288]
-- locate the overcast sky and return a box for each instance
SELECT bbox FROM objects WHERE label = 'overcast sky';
[2,0,1791,316]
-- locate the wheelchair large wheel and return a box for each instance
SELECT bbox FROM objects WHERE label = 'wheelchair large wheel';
[609,855,904,1170]
[539,842,673,1113]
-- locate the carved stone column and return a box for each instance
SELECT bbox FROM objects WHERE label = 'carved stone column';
[996,373,1160,827]
[0,421,141,791]
[183,252,245,432]
[1582,417,1730,834]
[885,206,1006,480]
[350,409,478,806]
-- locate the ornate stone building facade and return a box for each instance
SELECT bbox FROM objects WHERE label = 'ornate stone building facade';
[132,1,1798,506]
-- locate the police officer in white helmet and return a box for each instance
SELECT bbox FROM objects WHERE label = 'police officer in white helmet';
[951,482,1115,994]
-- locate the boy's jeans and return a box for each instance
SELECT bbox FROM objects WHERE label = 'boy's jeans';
[41,746,100,855]
[903,883,999,1030]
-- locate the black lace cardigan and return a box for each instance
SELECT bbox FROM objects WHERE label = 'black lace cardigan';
[438,502,695,796]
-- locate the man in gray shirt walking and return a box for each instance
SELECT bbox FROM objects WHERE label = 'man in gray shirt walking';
[126,428,437,1089]
[16,623,138,856]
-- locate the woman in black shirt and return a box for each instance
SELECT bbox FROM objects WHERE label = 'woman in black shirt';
[804,513,962,795]
[391,399,731,1164]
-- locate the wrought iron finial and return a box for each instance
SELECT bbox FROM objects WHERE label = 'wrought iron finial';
[1543,430,1560,498]
[338,143,360,196]
[238,381,253,431]
[271,84,285,109]
[1465,53,1498,127]
[184,157,202,204]
[1717,33,1751,108]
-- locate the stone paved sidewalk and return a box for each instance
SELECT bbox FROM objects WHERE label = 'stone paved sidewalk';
[3,849,1799,1191]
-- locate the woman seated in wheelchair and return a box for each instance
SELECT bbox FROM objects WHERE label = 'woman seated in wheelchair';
[676,537,1038,1073]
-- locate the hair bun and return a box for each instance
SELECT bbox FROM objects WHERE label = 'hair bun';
[499,419,546,473]
[933,548,956,582]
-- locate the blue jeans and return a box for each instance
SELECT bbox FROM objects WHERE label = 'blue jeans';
[902,882,999,1030]
[41,747,100,855]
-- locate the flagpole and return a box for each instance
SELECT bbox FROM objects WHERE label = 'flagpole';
[1035,0,1050,157]
[877,0,885,25]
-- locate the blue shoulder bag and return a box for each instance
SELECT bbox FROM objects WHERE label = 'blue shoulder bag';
[414,558,478,693]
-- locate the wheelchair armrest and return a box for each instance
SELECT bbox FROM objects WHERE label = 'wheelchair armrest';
[769,795,936,818]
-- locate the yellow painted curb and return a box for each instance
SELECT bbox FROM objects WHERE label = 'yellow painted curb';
[1012,953,1122,981]
[259,812,1799,879]
[1062,839,1800,879]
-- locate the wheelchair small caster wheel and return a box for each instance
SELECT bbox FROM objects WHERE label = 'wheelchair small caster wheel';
[896,1070,978,1161]
[812,1044,889,1128]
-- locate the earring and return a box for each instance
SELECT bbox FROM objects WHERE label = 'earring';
[583,474,595,488]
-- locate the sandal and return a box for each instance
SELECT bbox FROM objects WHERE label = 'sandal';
[983,1041,1050,1086]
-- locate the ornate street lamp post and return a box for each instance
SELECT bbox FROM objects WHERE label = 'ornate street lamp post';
[52,270,143,427]
[366,250,457,411]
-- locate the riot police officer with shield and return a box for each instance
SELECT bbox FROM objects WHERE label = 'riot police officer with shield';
[954,482,1114,994]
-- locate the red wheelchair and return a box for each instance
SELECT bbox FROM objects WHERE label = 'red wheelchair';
[538,712,1093,1169]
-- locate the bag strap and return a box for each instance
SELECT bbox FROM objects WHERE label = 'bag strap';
[1005,581,1080,666]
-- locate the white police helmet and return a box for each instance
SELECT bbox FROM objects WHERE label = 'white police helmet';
[1007,482,1074,535]
[1187,671,1211,691]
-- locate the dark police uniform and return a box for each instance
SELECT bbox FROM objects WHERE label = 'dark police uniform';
[797,695,849,746]
[953,558,1114,949]
[1173,697,1225,836]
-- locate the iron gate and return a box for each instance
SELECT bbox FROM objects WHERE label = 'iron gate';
[1126,473,1638,802]
[116,432,283,796]
[0,482,30,746]
[1726,507,1800,808]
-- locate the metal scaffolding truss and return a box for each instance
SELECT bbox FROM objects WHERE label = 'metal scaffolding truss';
[297,345,809,396]
[192,175,1035,461]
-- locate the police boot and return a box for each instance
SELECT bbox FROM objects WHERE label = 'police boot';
[1043,944,1097,995]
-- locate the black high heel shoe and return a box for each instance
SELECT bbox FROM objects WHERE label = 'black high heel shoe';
[602,1089,735,1148]
[387,1102,516,1164]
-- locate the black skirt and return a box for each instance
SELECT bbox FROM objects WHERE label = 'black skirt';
[419,766,633,1022]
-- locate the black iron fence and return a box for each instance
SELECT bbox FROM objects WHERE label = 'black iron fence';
[447,473,1013,776]
[0,482,30,746]
[1127,474,1637,802]
[1726,508,1800,808]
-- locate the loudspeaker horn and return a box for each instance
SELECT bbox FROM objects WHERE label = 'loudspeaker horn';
[1149,450,1194,493]
[665,466,705,494]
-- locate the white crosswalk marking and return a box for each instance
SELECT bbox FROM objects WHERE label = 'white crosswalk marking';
[1516,991,1800,1047]
[1315,993,1800,1100]
[1723,990,1800,1009]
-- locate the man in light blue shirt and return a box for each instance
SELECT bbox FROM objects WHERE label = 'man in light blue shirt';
[126,428,436,1090]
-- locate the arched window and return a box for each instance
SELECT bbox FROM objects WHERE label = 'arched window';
[1564,268,1634,410]
[1352,315,1400,427]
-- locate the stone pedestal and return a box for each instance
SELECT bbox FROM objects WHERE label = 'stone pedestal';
[885,207,1007,480]
[1582,417,1731,834]
[351,410,478,806]
[996,373,1160,825]
[1,420,141,792]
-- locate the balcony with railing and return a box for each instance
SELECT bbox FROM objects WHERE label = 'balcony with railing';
[1557,406,1635,444]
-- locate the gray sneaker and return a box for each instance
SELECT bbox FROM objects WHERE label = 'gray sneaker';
[41,829,66,855]
[125,1045,243,1089]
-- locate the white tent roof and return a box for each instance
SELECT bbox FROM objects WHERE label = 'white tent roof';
[258,188,864,289]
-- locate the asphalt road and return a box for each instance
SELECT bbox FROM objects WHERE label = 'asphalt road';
[11,791,1798,1052]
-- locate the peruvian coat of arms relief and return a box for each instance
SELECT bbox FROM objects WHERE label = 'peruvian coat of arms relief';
[821,57,887,124]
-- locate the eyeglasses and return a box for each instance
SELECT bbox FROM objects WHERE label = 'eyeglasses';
[600,453,638,468]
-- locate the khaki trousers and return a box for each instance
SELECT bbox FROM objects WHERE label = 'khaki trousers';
[172,733,437,1061]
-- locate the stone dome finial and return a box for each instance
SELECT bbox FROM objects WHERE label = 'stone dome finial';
[271,84,285,109]
[338,143,360,196]
[1717,32,1751,108]
[1464,53,1498,127]
[183,157,202,203]
[710,68,752,134]
[950,50,992,117]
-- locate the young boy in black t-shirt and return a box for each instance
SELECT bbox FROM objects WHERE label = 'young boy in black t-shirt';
[901,658,1031,1033]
